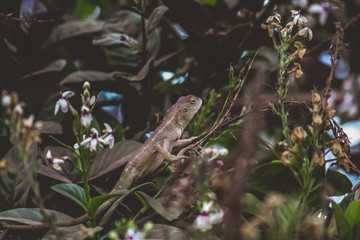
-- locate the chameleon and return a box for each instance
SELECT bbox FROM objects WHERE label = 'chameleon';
[0,94,202,230]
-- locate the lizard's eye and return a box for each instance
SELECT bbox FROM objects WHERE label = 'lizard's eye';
[189,97,196,104]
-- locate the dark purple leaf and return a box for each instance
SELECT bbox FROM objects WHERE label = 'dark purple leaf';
[43,20,104,48]
[60,71,113,86]
[137,192,184,221]
[21,59,66,81]
[146,224,191,240]
[111,58,153,82]
[146,6,169,35]
[35,121,63,134]
[88,140,141,181]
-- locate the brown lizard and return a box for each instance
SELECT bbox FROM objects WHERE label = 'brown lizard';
[0,94,202,230]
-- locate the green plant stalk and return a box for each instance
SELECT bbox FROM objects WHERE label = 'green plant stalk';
[277,39,293,149]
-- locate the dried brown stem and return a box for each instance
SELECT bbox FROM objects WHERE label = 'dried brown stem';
[0,12,55,23]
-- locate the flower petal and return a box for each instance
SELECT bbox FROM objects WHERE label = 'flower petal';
[62,91,75,98]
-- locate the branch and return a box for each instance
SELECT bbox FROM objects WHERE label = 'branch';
[0,12,55,23]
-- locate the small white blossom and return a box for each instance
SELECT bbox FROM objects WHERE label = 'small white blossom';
[101,123,115,149]
[291,10,308,28]
[81,105,93,128]
[14,104,24,116]
[1,92,11,107]
[125,228,143,240]
[309,3,330,25]
[193,201,224,232]
[80,128,104,152]
[55,91,75,115]
[46,150,65,171]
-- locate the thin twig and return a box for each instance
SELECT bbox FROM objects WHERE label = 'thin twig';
[0,12,55,23]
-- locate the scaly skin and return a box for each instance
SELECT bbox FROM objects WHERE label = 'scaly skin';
[0,95,202,230]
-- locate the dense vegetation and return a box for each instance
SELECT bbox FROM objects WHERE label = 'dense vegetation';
[1,0,360,239]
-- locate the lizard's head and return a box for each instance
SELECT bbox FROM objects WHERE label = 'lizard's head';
[175,95,202,126]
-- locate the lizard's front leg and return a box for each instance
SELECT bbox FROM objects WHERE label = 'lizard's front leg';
[154,144,189,162]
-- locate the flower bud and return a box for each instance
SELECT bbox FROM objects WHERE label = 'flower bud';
[331,142,343,157]
[313,152,324,165]
[291,126,307,144]
[312,93,321,106]
[83,89,90,98]
[83,81,91,90]
[326,104,335,118]
[281,150,291,167]
[312,113,322,125]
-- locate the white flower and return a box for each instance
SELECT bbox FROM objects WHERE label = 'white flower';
[1,92,11,107]
[14,104,24,116]
[291,10,308,28]
[55,91,75,115]
[81,105,93,128]
[101,123,115,149]
[46,150,65,171]
[309,3,330,26]
[80,128,104,152]
[193,201,224,232]
[125,228,143,240]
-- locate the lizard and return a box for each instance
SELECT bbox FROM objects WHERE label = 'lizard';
[0,94,202,230]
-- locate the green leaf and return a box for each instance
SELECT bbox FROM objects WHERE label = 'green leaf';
[0,208,72,225]
[332,202,352,240]
[340,192,355,212]
[51,183,88,212]
[198,0,217,6]
[345,200,360,228]
[73,0,98,20]
[87,190,130,217]
[326,169,352,196]
[137,192,184,221]
[43,20,104,48]
[248,160,300,194]
[99,182,157,226]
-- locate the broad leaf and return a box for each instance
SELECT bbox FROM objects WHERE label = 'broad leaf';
[0,208,72,225]
[93,33,139,47]
[146,6,169,35]
[36,121,63,135]
[38,165,73,183]
[332,202,352,240]
[51,183,88,212]
[99,182,157,226]
[345,200,360,228]
[0,143,38,208]
[146,224,191,240]
[43,226,102,240]
[43,20,104,48]
[87,190,130,217]
[137,192,184,221]
[21,59,66,81]
[88,140,141,180]
[326,169,352,196]
[111,58,153,81]
[248,160,300,194]
[60,71,113,86]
